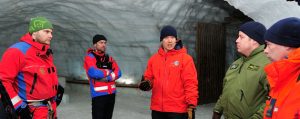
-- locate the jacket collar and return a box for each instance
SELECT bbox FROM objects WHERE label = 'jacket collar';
[287,48,300,61]
[20,33,50,52]
[265,47,300,89]
[87,48,105,56]
[241,45,265,61]
[158,46,187,56]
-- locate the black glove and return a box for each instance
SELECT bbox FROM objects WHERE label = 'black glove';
[138,80,152,91]
[56,85,64,106]
[16,104,32,119]
[212,111,221,119]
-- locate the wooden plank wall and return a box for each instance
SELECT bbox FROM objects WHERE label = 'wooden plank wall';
[196,23,225,104]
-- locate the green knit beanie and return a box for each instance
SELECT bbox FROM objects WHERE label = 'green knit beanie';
[28,16,53,33]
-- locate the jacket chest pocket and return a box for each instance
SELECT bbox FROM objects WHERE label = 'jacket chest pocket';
[23,65,56,94]
[24,64,53,76]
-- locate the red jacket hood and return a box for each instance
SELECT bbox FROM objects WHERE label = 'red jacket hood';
[86,48,105,56]
[265,48,300,89]
[20,33,50,52]
[287,48,300,62]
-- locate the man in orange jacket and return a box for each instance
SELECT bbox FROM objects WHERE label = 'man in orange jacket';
[263,17,300,119]
[139,25,198,119]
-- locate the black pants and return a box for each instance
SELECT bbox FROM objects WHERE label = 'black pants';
[0,101,8,119]
[152,110,190,119]
[92,94,116,119]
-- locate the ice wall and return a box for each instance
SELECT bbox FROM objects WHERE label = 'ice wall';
[225,0,300,28]
[0,0,229,85]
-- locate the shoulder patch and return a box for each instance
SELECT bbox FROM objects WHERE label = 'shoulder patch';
[230,64,239,70]
[247,64,260,71]
[87,53,95,58]
[9,42,31,55]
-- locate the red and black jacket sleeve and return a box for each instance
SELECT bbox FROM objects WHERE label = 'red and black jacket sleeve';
[0,48,26,109]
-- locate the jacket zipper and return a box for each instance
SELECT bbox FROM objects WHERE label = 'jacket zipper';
[30,73,38,94]
[162,56,167,111]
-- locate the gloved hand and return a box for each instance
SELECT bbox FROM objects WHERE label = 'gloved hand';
[138,80,152,91]
[56,84,64,106]
[187,105,195,119]
[212,111,222,119]
[106,69,113,75]
[16,103,32,119]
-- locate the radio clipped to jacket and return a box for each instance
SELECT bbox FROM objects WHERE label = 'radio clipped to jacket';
[93,53,112,70]
[96,60,112,69]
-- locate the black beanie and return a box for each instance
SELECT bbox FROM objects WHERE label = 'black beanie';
[239,21,266,45]
[93,34,107,44]
[264,17,300,48]
[160,25,177,41]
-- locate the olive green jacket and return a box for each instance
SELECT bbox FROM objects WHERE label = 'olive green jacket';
[214,45,270,119]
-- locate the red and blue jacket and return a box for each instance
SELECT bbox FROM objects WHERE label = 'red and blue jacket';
[0,33,58,110]
[83,48,122,98]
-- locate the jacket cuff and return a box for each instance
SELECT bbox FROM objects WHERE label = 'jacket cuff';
[213,109,222,114]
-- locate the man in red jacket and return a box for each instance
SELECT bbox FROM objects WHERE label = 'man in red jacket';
[0,16,59,119]
[139,25,198,119]
[83,34,122,119]
[263,17,300,119]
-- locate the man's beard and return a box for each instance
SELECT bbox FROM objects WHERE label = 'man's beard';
[97,48,105,53]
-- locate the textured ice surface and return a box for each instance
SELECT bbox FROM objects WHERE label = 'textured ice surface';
[0,0,228,85]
